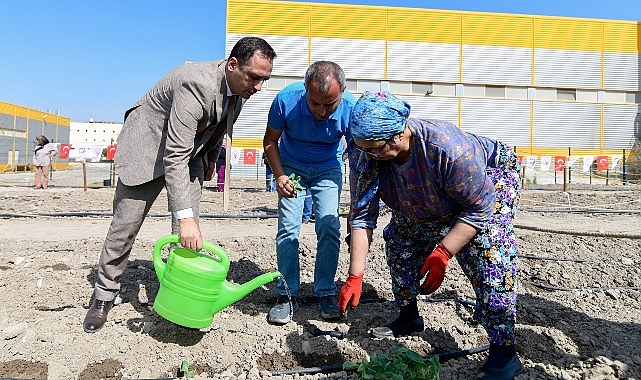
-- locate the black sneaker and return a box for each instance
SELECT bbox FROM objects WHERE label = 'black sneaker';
[318,295,340,320]
[267,295,298,325]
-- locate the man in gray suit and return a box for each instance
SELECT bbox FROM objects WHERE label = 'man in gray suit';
[83,37,276,333]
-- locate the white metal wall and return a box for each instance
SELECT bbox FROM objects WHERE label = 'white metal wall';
[461,98,531,148]
[604,52,641,91]
[387,41,460,83]
[535,49,602,89]
[603,104,640,149]
[311,37,386,80]
[226,33,309,77]
[398,96,458,125]
[533,102,602,148]
[463,45,532,86]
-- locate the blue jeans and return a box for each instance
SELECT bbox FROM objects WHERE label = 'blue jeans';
[265,167,276,192]
[275,160,342,297]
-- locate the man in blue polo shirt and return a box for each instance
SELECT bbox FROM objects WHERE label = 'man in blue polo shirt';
[263,61,356,324]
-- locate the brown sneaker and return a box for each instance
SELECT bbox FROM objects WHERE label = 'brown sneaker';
[83,299,113,333]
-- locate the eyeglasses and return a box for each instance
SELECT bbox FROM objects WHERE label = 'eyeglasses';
[354,137,396,158]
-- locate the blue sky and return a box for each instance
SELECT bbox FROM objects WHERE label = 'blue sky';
[1,0,639,123]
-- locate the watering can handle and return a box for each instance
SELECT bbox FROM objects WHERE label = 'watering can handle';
[152,235,231,281]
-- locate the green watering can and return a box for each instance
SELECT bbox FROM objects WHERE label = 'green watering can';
[152,235,280,329]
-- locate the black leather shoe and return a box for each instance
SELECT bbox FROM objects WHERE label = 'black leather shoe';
[476,354,524,380]
[83,299,113,333]
[370,316,424,338]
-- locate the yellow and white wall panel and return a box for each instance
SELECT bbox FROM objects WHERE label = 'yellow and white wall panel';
[461,13,533,86]
[387,8,460,83]
[226,0,639,162]
[0,101,70,169]
[604,21,640,91]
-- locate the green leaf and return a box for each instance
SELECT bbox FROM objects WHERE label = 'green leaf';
[343,361,359,371]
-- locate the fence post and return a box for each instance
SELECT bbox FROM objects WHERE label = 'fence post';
[622,149,626,184]
[568,147,572,184]
[82,161,87,192]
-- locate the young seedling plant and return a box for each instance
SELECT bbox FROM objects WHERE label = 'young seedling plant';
[287,173,304,194]
[343,345,441,380]
[178,359,195,378]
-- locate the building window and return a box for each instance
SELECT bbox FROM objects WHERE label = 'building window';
[625,92,640,104]
[412,82,433,96]
[357,80,380,93]
[464,84,484,97]
[346,79,358,93]
[388,81,411,94]
[557,89,576,101]
[486,85,505,98]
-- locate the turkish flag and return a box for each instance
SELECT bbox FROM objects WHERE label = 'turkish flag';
[106,144,117,161]
[244,148,256,165]
[554,156,566,171]
[517,155,523,164]
[59,143,72,159]
[596,155,609,171]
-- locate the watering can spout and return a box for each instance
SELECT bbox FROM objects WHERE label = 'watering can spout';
[212,271,281,314]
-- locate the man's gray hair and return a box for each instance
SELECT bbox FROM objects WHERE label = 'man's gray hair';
[304,61,346,93]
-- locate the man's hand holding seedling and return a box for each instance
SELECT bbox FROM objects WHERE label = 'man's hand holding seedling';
[277,173,304,198]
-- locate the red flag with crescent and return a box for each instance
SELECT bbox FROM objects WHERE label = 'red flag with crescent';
[59,143,72,159]
[106,144,117,161]
[244,149,256,165]
[554,156,566,171]
[596,156,609,171]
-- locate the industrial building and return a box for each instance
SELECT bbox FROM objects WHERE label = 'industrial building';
[0,101,70,172]
[224,0,640,178]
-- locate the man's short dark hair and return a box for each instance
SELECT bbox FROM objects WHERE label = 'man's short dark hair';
[229,36,276,67]
[304,61,346,93]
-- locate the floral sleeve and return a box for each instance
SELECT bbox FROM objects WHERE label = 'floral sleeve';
[349,150,381,230]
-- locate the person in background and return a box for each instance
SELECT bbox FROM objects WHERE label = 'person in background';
[263,61,356,324]
[82,36,276,333]
[302,189,313,223]
[262,151,276,191]
[215,142,227,192]
[32,135,57,189]
[339,91,523,380]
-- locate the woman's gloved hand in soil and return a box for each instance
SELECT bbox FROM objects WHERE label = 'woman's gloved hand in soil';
[339,273,363,314]
[419,243,453,294]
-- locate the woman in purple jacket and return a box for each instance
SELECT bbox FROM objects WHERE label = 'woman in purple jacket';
[339,91,523,380]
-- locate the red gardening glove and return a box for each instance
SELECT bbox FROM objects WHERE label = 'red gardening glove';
[419,243,453,295]
[339,273,363,314]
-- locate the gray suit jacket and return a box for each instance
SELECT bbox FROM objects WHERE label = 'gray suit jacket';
[114,59,244,211]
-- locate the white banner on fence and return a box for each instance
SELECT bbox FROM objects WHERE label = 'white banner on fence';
[582,156,594,173]
[526,156,537,168]
[567,156,578,168]
[611,156,621,169]
[540,156,551,171]
[69,145,103,162]
[230,148,241,166]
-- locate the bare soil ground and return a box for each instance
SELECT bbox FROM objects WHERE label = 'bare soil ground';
[0,177,640,379]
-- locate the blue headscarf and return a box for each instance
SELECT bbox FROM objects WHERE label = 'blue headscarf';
[350,91,410,140]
